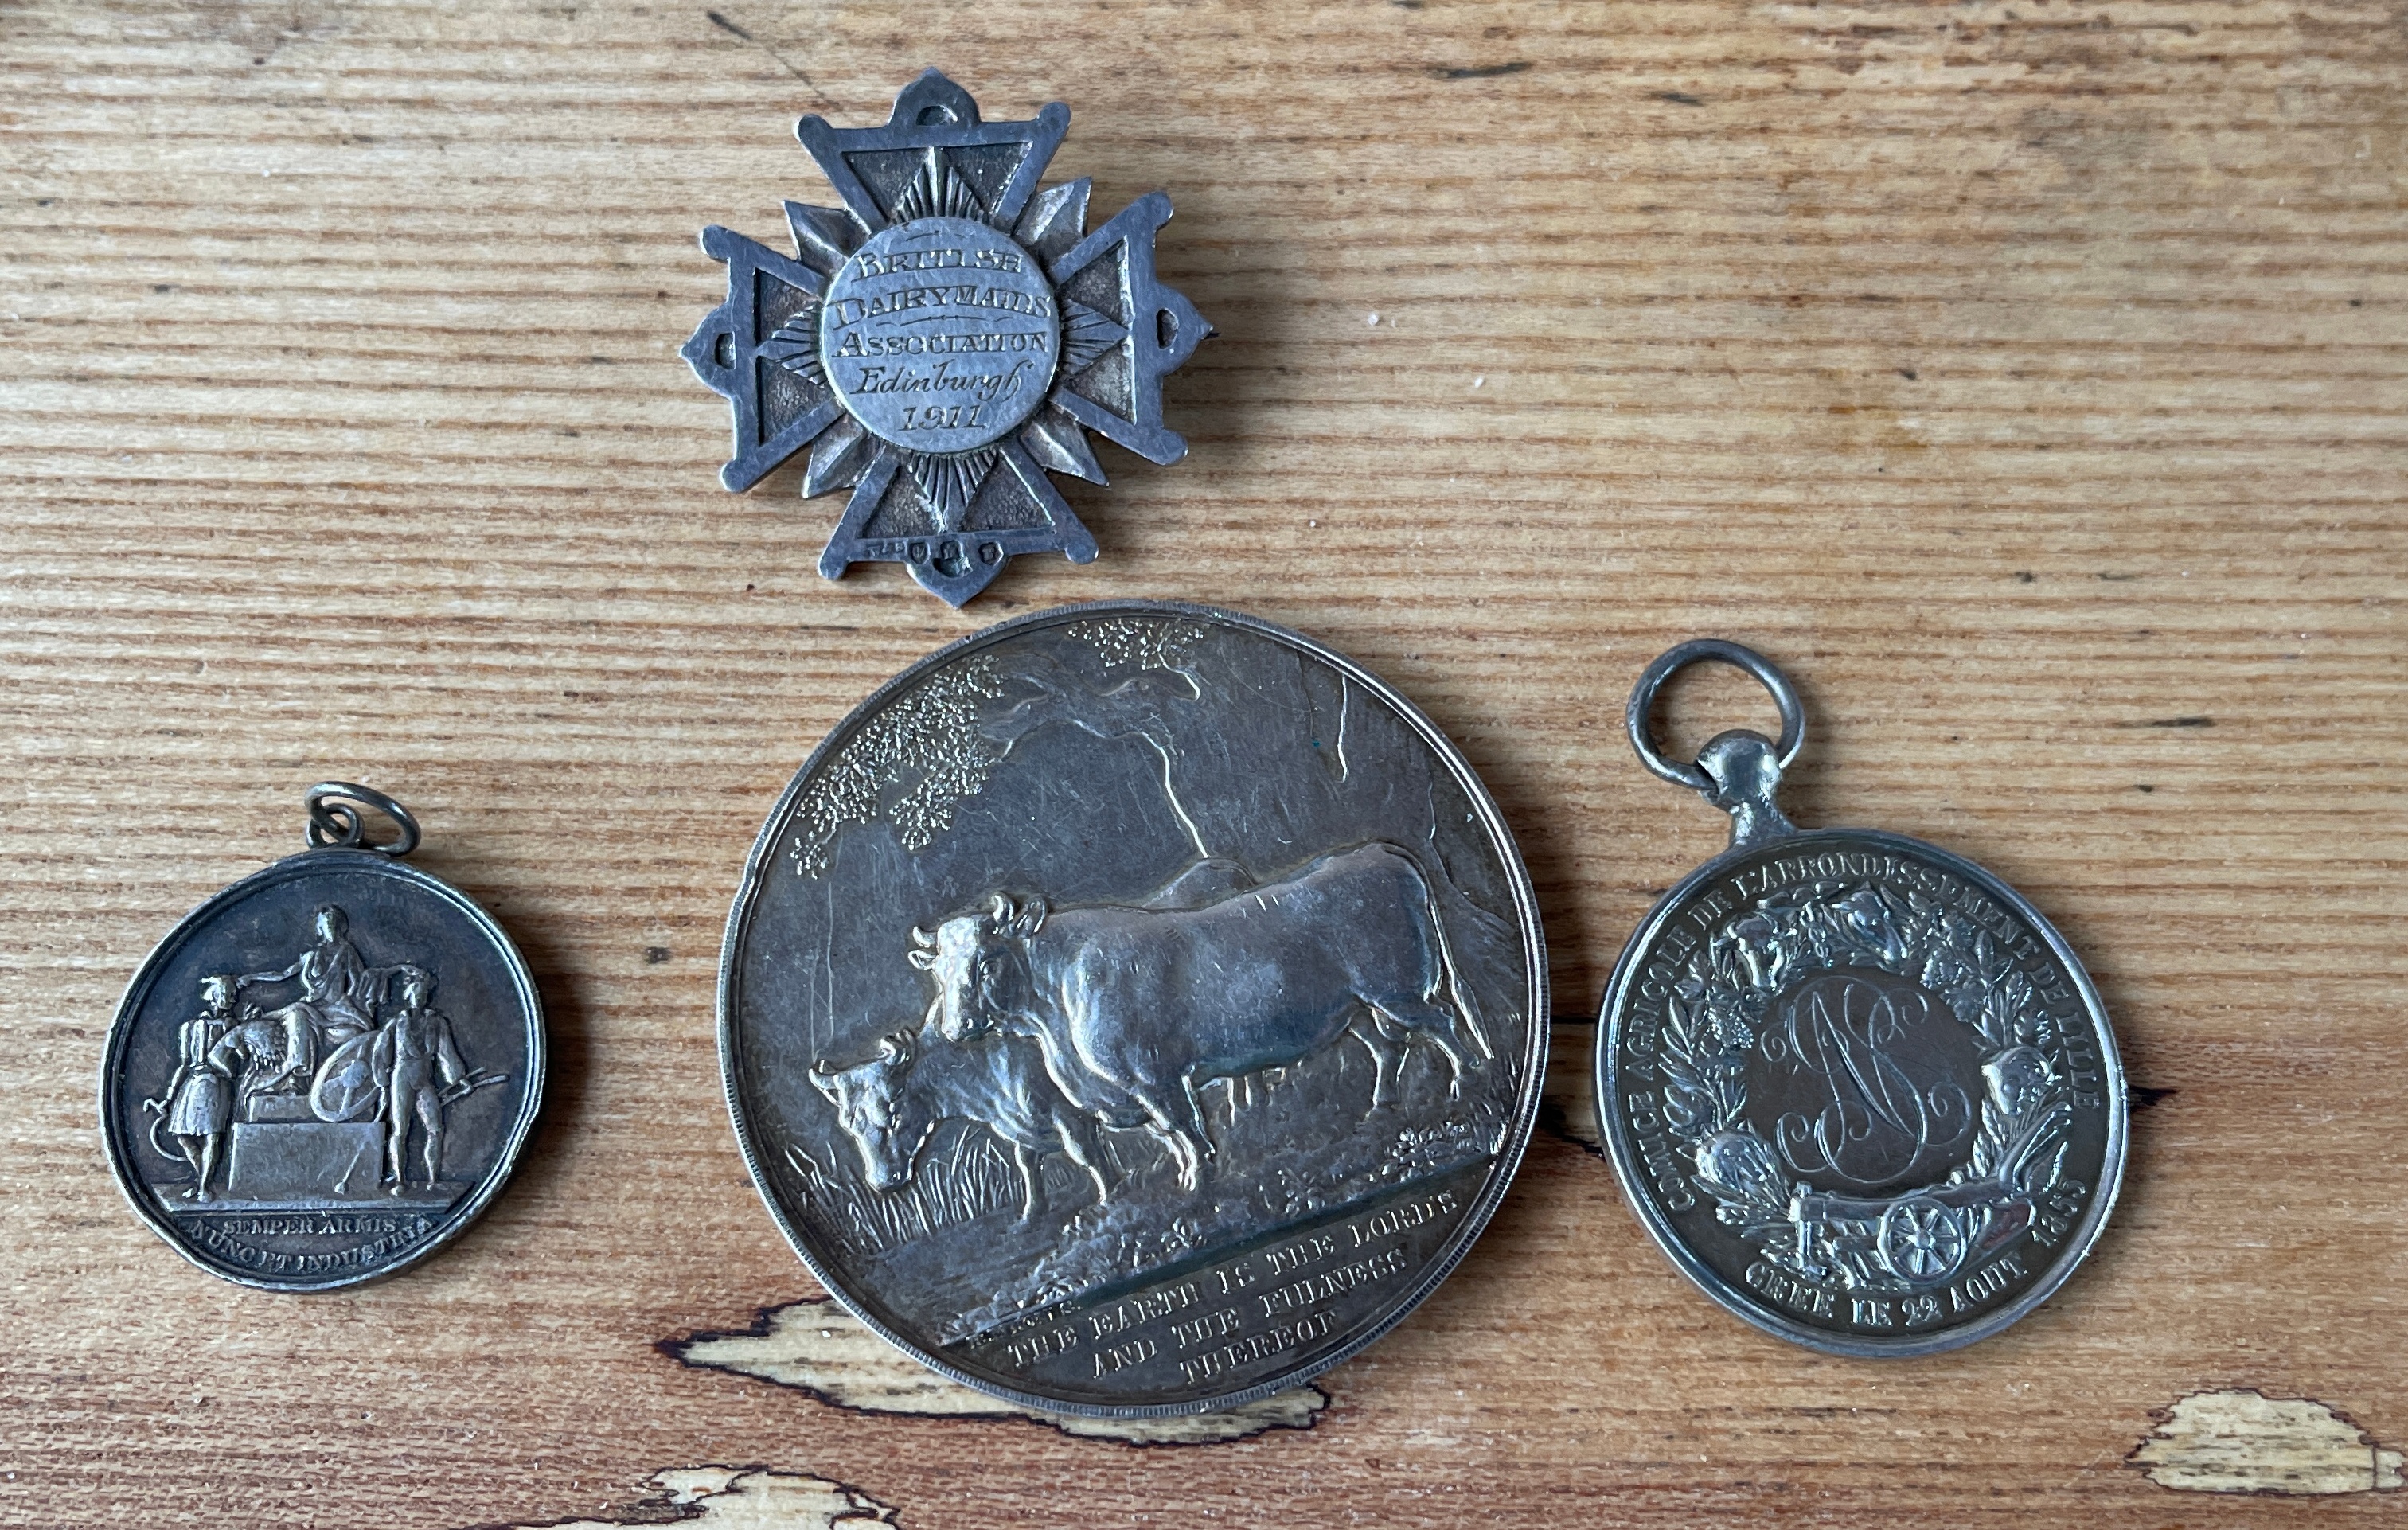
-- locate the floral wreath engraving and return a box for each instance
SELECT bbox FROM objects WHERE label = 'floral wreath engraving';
[1655,879,2082,1297]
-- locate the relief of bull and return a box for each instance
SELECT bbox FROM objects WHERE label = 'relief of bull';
[810,1020,1117,1223]
[907,841,1494,1192]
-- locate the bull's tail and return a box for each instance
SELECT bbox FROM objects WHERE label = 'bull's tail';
[1404,847,1496,1064]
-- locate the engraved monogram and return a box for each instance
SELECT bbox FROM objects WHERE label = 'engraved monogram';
[1655,877,2076,1298]
[1602,641,2124,1354]
[1754,969,1977,1193]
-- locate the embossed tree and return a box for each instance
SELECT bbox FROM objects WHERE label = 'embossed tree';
[978,618,1215,858]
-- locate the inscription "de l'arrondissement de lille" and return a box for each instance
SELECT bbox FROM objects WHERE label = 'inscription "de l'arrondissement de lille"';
[990,1187,1461,1389]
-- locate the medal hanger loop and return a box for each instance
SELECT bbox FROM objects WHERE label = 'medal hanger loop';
[1625,639,1805,849]
[303,781,421,857]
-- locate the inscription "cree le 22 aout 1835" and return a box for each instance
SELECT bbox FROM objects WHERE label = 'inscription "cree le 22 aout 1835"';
[1746,1247,2034,1330]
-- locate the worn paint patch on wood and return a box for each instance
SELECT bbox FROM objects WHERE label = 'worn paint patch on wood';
[664,1297,1328,1444]
[2130,1390,2404,1495]
[495,1466,896,1529]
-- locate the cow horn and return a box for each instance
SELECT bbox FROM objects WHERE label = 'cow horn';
[909,925,934,950]
[989,892,1013,923]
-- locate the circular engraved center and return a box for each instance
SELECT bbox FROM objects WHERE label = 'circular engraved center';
[1747,968,1981,1196]
[818,217,1060,454]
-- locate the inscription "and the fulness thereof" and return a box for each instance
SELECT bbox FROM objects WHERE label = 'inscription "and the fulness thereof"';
[980,1186,1462,1390]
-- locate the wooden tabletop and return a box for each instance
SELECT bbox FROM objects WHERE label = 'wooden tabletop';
[5,0,2403,1524]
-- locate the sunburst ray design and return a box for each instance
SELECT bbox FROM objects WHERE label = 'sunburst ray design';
[759,302,823,387]
[1058,299,1127,378]
[897,448,1003,529]
[890,153,985,223]
[684,69,1212,607]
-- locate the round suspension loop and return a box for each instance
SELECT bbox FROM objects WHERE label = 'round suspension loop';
[1625,638,1807,793]
[303,781,422,857]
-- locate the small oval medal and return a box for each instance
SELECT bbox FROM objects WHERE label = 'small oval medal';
[1594,642,2125,1355]
[100,785,545,1290]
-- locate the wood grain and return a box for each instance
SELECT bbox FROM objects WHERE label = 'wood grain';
[3,0,2403,1522]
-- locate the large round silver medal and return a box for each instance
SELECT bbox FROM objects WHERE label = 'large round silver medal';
[100,785,545,1291]
[721,603,1547,1415]
[1596,642,2125,1356]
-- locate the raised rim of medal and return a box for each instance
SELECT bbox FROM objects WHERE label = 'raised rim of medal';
[99,848,548,1294]
[717,599,1551,1416]
[1592,825,2127,1359]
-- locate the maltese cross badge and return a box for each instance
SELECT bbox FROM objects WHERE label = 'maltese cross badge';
[684,70,1212,606]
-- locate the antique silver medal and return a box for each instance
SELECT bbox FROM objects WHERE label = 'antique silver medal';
[721,603,1547,1415]
[1595,642,2125,1355]
[100,785,544,1290]
[685,71,1210,607]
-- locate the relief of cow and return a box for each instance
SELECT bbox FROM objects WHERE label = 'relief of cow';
[810,1020,1116,1223]
[907,841,1494,1191]
[1134,857,1423,1118]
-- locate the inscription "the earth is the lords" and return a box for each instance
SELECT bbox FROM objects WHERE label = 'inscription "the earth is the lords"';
[972,1183,1465,1395]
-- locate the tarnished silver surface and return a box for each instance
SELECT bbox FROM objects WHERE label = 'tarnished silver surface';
[1596,642,2125,1356]
[721,603,1546,1415]
[100,785,544,1291]
[684,70,1210,607]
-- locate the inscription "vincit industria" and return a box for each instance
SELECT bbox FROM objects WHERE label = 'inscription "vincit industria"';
[988,1185,1462,1389]
[186,1213,435,1275]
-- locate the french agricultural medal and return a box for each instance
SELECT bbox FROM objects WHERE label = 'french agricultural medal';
[721,602,1547,1415]
[1595,641,2125,1356]
[100,784,545,1290]
[684,70,1211,607]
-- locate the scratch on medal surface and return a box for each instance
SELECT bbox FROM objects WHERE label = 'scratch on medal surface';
[2130,1389,2403,1495]
[1333,676,1351,783]
[482,1466,896,1528]
[662,1296,1329,1445]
